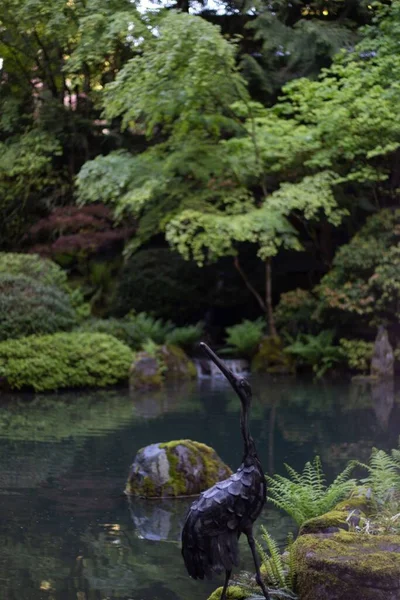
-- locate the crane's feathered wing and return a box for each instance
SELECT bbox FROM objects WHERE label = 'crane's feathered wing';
[181,461,265,580]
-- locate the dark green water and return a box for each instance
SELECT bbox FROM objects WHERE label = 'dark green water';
[0,376,398,600]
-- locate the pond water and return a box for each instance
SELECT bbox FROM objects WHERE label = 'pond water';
[0,376,399,600]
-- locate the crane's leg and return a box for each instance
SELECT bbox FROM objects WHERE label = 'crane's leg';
[220,569,231,600]
[245,529,270,600]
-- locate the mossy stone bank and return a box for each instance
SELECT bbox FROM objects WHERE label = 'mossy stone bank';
[126,439,232,497]
[294,530,400,600]
[251,336,295,374]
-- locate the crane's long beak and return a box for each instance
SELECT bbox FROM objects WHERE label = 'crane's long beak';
[200,342,237,387]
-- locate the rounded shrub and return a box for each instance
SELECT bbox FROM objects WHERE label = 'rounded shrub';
[0,275,77,341]
[0,252,69,290]
[0,332,133,391]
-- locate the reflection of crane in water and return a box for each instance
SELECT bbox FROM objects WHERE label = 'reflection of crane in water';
[181,343,270,600]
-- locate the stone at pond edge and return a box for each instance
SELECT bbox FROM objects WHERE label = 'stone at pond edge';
[293,531,400,600]
[252,336,295,375]
[161,344,197,381]
[207,585,249,600]
[129,352,162,390]
[126,439,232,497]
[129,344,196,390]
[371,325,394,378]
[299,489,373,536]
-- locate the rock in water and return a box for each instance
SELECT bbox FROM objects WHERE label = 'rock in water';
[371,326,394,378]
[294,531,400,600]
[126,439,232,497]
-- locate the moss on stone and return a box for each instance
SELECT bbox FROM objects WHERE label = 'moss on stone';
[299,509,354,535]
[251,336,295,374]
[207,585,249,600]
[161,344,197,380]
[294,531,400,600]
[127,439,232,498]
[130,345,196,390]
[159,439,232,496]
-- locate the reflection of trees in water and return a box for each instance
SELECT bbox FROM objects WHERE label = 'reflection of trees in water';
[0,390,136,442]
[132,382,203,419]
[0,440,76,488]
[0,531,71,599]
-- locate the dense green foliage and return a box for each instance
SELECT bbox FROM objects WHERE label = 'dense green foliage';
[284,330,344,378]
[223,319,266,358]
[165,324,204,352]
[0,274,77,341]
[0,252,69,289]
[1,0,400,369]
[339,338,374,372]
[358,446,400,507]
[79,312,174,350]
[316,210,400,331]
[267,456,357,525]
[274,289,318,336]
[0,332,133,391]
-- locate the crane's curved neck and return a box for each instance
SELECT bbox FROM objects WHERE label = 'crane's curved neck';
[241,400,256,459]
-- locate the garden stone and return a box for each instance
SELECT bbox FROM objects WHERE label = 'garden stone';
[129,352,163,390]
[126,439,232,497]
[371,326,394,378]
[129,345,196,391]
[294,531,400,600]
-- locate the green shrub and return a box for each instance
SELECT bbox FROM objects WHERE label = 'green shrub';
[314,210,400,331]
[130,312,174,345]
[274,288,318,335]
[78,312,174,350]
[0,275,77,341]
[339,338,374,372]
[284,330,343,378]
[0,252,69,290]
[165,323,203,351]
[78,317,139,348]
[0,332,133,391]
[223,318,266,358]
[267,456,357,526]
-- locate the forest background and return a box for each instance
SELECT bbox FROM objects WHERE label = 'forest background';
[1,0,400,380]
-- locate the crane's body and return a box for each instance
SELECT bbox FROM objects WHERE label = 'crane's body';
[181,343,270,600]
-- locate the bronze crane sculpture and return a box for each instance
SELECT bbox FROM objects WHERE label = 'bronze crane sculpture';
[181,342,270,600]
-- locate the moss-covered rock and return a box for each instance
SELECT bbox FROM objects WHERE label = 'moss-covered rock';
[294,531,400,600]
[129,352,163,390]
[299,491,372,536]
[252,336,295,374]
[126,439,232,497]
[129,344,196,390]
[207,585,249,600]
[160,344,197,380]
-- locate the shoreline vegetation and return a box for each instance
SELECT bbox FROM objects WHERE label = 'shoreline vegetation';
[0,251,396,392]
[1,2,400,392]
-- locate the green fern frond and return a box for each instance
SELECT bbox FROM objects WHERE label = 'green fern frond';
[357,446,400,505]
[267,456,356,525]
[260,525,286,588]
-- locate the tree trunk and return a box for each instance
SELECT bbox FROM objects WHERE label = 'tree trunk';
[265,257,277,337]
[233,256,267,317]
